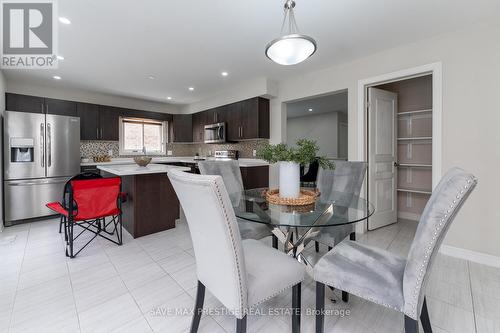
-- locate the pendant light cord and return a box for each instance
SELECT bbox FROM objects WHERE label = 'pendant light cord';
[280,0,300,35]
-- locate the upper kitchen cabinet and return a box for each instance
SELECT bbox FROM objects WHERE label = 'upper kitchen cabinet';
[5,93,45,113]
[121,108,172,122]
[45,98,77,116]
[204,105,227,124]
[77,103,99,140]
[171,114,193,143]
[227,97,270,141]
[98,105,120,141]
[192,112,204,143]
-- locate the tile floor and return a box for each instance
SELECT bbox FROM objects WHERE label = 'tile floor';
[0,218,498,333]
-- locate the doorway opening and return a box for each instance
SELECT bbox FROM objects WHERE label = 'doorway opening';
[367,74,434,230]
[286,90,348,160]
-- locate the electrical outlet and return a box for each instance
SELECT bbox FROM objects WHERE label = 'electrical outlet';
[108,149,113,157]
[253,150,257,157]
[167,150,173,156]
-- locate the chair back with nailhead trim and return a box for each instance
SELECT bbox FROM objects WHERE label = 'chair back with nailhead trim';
[168,169,249,319]
[402,167,477,319]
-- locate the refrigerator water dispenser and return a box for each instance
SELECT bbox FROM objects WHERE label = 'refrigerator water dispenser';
[10,138,35,162]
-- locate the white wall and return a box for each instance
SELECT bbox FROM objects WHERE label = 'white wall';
[0,70,6,232]
[182,77,278,114]
[287,112,339,158]
[271,20,500,257]
[6,80,181,114]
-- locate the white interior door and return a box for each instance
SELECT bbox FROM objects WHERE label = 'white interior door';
[368,87,398,230]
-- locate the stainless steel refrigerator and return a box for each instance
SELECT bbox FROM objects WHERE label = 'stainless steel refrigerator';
[3,111,80,225]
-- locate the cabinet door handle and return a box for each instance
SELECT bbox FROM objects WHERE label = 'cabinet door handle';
[41,102,44,113]
[96,128,99,139]
[100,128,103,139]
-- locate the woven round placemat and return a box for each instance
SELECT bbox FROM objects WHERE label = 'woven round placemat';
[263,188,320,206]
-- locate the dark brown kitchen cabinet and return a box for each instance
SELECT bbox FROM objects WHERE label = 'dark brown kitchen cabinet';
[240,166,269,189]
[121,108,172,122]
[226,102,242,141]
[99,106,120,141]
[5,93,45,113]
[171,114,193,142]
[192,112,204,143]
[226,97,269,141]
[205,105,227,124]
[239,97,269,139]
[45,98,77,116]
[77,103,99,140]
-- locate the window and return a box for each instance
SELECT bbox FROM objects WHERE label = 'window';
[119,117,167,155]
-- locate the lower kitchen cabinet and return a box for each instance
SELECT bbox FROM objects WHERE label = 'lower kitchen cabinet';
[240,165,269,189]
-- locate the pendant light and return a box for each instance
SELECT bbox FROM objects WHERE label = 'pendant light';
[265,0,317,66]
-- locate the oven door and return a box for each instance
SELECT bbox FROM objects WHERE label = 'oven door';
[204,123,226,143]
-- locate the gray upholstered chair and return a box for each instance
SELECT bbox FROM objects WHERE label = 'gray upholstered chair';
[198,160,278,248]
[311,161,366,302]
[168,170,305,333]
[314,167,477,333]
[313,161,367,252]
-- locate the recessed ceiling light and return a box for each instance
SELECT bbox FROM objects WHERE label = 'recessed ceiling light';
[148,75,155,80]
[221,71,228,77]
[188,87,194,91]
[53,75,62,80]
[58,17,71,24]
[166,97,172,100]
[308,108,313,112]
[56,55,64,60]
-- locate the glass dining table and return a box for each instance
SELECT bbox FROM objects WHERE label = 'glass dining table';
[232,188,375,272]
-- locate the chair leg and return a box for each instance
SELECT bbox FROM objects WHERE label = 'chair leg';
[63,216,68,242]
[350,232,356,241]
[236,316,247,333]
[315,282,325,333]
[292,283,301,333]
[315,241,319,253]
[272,234,278,249]
[342,290,349,302]
[68,219,74,258]
[58,215,63,233]
[190,281,205,333]
[404,315,419,333]
[420,297,433,333]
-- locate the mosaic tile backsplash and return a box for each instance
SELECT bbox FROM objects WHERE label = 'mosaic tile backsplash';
[80,139,269,159]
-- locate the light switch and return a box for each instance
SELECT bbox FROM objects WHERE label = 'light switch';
[167,150,173,156]
[253,150,257,157]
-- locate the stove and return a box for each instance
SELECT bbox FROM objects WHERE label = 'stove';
[214,150,239,160]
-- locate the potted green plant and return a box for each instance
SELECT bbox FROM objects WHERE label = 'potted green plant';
[257,139,334,198]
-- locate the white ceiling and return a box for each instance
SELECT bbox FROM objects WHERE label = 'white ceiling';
[287,91,347,118]
[3,0,500,105]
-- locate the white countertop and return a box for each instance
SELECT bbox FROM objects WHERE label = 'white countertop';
[83,157,269,168]
[97,164,190,176]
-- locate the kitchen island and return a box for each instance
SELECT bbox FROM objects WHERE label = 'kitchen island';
[97,164,190,238]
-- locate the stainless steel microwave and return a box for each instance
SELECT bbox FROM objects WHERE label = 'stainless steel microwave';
[204,122,226,143]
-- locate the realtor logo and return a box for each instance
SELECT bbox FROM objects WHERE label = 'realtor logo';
[1,0,58,68]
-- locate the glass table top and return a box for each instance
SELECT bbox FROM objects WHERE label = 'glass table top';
[232,188,375,228]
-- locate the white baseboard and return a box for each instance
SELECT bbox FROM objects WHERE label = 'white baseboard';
[397,212,421,221]
[440,245,500,268]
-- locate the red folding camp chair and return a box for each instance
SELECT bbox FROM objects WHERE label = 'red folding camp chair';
[47,177,123,258]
